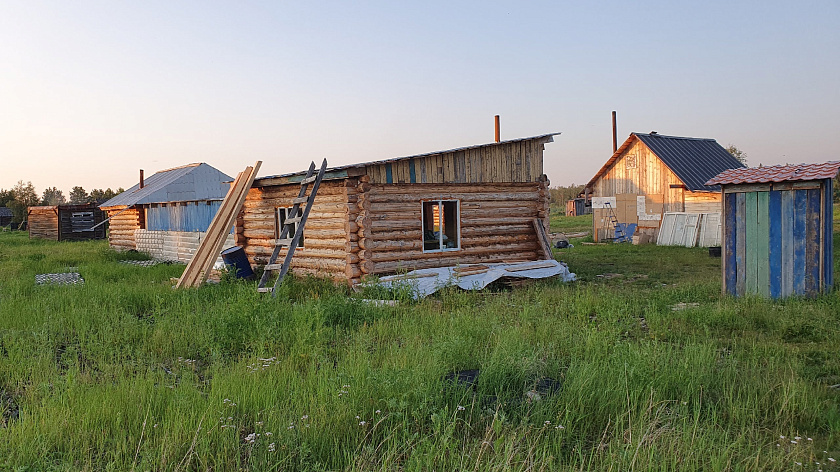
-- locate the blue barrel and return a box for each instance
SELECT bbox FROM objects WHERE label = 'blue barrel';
[220,246,255,279]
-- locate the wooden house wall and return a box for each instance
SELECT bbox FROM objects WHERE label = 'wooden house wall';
[353,181,549,277]
[237,180,351,280]
[721,179,833,298]
[591,140,698,241]
[365,139,548,185]
[57,207,106,241]
[104,207,144,251]
[28,207,59,240]
[684,192,722,213]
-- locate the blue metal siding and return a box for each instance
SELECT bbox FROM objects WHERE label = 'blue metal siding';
[144,201,223,232]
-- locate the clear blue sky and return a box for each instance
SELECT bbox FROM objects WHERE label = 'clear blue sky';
[2,1,838,196]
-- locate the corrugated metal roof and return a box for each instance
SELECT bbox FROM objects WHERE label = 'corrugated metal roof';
[100,163,233,208]
[706,161,840,186]
[254,133,559,182]
[0,207,12,217]
[586,133,745,192]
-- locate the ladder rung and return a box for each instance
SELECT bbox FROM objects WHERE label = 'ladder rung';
[275,238,294,246]
[257,287,274,293]
[264,264,283,270]
[292,196,309,204]
[285,216,302,224]
[300,175,317,184]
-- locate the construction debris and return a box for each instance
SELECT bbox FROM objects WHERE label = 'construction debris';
[35,272,84,286]
[370,260,576,299]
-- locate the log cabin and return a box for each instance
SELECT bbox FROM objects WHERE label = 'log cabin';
[236,133,558,284]
[27,204,106,241]
[99,163,233,260]
[584,133,745,242]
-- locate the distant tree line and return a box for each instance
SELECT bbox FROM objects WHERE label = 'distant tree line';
[548,184,585,206]
[0,181,123,225]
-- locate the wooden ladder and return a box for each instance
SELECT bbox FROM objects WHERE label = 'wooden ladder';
[257,159,327,296]
[604,201,627,242]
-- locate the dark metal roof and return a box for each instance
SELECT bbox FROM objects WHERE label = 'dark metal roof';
[255,133,559,183]
[100,163,233,208]
[0,207,12,218]
[706,161,840,186]
[586,133,746,192]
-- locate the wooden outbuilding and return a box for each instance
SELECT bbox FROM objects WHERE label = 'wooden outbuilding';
[0,207,12,228]
[236,133,558,284]
[584,133,745,242]
[27,204,106,241]
[99,163,233,260]
[707,162,839,298]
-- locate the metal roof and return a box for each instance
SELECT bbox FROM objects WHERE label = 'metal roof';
[254,133,559,182]
[0,207,12,217]
[706,161,840,186]
[586,133,746,192]
[100,163,233,208]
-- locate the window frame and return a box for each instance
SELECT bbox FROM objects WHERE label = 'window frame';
[274,206,304,248]
[421,199,461,253]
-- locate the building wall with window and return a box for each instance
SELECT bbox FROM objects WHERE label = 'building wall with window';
[237,135,554,284]
[27,204,106,241]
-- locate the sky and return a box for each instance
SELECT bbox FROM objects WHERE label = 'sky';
[1,1,838,197]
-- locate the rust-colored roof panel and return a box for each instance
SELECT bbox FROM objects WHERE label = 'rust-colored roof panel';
[706,161,840,186]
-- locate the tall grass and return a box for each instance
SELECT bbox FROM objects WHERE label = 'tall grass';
[1,222,839,471]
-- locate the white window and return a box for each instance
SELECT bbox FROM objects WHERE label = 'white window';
[275,207,304,247]
[422,200,460,252]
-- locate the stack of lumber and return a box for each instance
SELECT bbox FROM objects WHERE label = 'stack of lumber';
[176,162,261,288]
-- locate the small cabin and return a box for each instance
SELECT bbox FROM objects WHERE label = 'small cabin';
[0,207,12,228]
[27,204,106,241]
[707,162,839,298]
[99,163,233,262]
[236,134,557,284]
[584,133,745,242]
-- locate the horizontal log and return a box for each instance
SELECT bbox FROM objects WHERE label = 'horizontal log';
[245,238,346,250]
[248,183,345,197]
[370,241,538,263]
[370,220,418,231]
[370,251,541,275]
[363,239,423,251]
[345,265,361,279]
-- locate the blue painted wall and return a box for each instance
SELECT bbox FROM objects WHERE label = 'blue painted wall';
[723,182,834,298]
[145,201,223,232]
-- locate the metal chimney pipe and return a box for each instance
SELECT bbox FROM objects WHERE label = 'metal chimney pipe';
[494,115,500,143]
[612,111,617,153]
[140,169,145,189]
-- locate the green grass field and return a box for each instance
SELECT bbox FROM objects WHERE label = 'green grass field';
[1,213,839,471]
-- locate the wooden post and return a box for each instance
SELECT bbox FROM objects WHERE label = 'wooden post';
[494,115,500,143]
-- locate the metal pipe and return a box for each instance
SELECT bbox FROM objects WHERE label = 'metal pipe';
[612,111,617,153]
[494,115,500,143]
[140,169,144,189]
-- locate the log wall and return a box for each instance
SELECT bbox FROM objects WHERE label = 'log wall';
[104,206,143,251]
[239,181,351,280]
[358,181,547,276]
[27,207,59,240]
[685,192,723,213]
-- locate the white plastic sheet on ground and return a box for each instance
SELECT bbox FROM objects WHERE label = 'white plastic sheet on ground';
[370,260,576,299]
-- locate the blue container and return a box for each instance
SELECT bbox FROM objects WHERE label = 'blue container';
[220,246,254,279]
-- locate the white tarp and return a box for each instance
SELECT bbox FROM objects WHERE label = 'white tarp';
[370,260,576,299]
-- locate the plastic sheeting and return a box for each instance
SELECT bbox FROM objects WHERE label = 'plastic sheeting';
[371,260,576,299]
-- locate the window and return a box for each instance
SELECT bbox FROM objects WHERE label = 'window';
[422,200,459,252]
[70,211,95,232]
[275,207,304,247]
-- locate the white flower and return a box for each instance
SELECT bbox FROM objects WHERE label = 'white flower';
[555,425,565,430]
[288,425,294,430]
[256,421,263,426]
[268,443,276,452]
[794,436,801,440]
[375,410,381,414]
[301,415,309,420]
[544,421,551,425]
[245,433,256,444]
[457,405,465,411]
[264,432,272,437]
[791,440,798,444]
[829,458,836,462]
[359,421,366,426]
